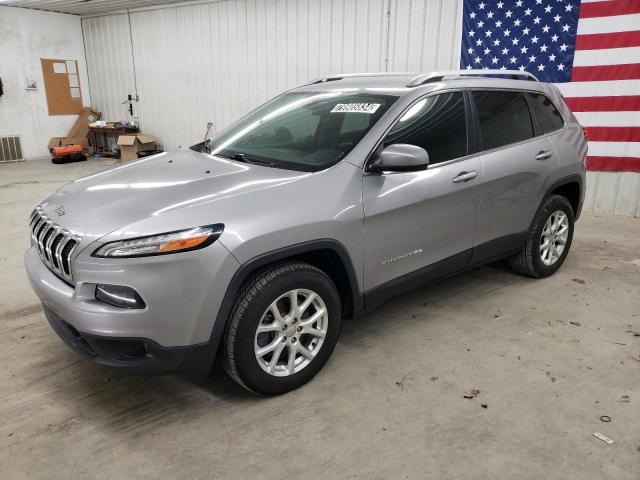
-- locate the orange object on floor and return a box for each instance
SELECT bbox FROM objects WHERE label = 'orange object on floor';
[51,144,83,157]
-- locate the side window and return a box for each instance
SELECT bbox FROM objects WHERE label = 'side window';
[526,92,564,134]
[472,91,534,151]
[384,92,467,165]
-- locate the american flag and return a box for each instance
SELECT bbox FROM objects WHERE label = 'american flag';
[460,0,640,173]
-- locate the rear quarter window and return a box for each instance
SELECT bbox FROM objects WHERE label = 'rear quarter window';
[526,92,564,134]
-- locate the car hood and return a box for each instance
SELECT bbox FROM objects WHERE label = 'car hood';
[39,149,310,242]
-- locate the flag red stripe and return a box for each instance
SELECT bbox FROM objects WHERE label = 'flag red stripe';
[579,0,640,19]
[574,5,640,172]
[575,30,640,50]
[565,95,640,112]
[586,156,640,172]
[584,127,640,142]
[571,63,640,81]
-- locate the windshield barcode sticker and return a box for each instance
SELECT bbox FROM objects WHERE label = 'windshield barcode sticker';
[331,103,381,114]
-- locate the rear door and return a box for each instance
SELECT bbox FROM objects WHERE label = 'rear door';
[469,89,558,259]
[362,91,483,293]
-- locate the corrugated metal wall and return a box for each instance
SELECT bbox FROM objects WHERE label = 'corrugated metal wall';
[82,0,465,146]
[584,171,640,217]
[83,0,400,148]
[82,0,640,217]
[82,13,135,122]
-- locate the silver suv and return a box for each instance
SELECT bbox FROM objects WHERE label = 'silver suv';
[26,70,586,394]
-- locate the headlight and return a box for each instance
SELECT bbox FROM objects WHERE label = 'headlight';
[92,224,224,258]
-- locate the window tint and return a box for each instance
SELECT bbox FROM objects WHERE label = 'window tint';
[527,92,564,133]
[204,92,397,172]
[472,91,534,151]
[384,92,467,165]
[340,112,371,135]
[266,107,320,143]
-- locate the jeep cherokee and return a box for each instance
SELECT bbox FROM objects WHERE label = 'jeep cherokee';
[25,70,587,394]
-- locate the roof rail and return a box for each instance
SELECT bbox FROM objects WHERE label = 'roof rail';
[305,72,411,85]
[406,69,539,87]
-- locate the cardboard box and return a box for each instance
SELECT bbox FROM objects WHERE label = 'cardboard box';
[67,107,100,139]
[47,107,98,154]
[117,134,157,161]
[48,136,89,150]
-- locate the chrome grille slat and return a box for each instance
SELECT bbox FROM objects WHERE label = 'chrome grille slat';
[29,207,81,284]
[44,226,60,263]
[55,237,70,273]
[31,217,44,243]
[50,233,65,269]
[33,217,46,246]
[61,239,77,276]
[42,226,55,260]
[37,220,51,254]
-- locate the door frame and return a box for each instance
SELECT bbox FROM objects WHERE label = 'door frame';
[362,88,477,174]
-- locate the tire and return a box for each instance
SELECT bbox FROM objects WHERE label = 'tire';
[509,194,575,278]
[223,261,341,395]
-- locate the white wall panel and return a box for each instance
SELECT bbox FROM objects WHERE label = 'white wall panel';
[129,4,214,150]
[82,0,639,217]
[0,6,91,158]
[134,0,391,148]
[587,171,640,217]
[387,0,463,72]
[83,0,393,149]
[615,173,640,217]
[82,13,135,122]
[583,171,598,212]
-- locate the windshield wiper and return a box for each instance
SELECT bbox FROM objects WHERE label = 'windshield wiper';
[232,153,277,168]
[213,152,278,168]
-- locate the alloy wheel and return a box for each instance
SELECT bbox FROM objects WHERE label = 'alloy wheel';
[254,289,328,377]
[540,210,569,266]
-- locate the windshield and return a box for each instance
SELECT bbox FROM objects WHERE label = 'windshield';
[197,91,398,172]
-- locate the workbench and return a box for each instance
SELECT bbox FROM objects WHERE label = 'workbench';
[88,125,138,158]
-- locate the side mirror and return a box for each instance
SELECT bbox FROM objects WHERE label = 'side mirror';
[368,144,429,173]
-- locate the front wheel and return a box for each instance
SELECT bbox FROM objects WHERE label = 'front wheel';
[222,262,341,395]
[509,195,575,278]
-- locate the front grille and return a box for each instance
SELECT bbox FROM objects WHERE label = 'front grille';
[29,207,81,284]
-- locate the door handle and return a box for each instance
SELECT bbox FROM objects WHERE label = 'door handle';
[536,150,553,160]
[452,171,478,183]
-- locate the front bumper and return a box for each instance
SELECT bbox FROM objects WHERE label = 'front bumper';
[43,304,212,375]
[25,241,240,375]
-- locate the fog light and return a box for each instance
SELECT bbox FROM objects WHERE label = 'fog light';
[95,284,146,309]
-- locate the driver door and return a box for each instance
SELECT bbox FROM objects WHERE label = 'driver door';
[362,91,483,300]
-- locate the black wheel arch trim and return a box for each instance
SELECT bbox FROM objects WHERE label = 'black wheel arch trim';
[545,173,584,197]
[191,239,363,379]
[539,173,584,223]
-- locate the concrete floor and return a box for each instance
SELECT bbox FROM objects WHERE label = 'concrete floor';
[1,158,638,479]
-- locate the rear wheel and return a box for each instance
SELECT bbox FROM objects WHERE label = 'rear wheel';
[509,195,574,278]
[223,262,341,395]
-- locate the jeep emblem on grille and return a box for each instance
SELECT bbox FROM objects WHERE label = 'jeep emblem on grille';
[54,206,66,216]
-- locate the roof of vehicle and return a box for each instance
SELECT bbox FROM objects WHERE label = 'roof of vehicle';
[293,70,555,97]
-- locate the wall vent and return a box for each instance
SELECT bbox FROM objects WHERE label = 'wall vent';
[0,135,23,162]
